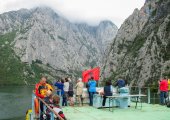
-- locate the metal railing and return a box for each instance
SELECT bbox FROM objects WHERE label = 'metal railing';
[31,92,64,120]
[129,86,150,103]
[129,86,166,104]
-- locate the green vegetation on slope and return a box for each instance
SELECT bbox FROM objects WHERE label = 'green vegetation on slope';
[0,32,30,85]
[0,31,77,85]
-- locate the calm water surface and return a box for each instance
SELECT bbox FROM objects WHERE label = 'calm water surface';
[0,86,34,120]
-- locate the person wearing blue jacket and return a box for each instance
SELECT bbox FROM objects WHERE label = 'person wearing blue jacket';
[88,77,96,106]
[54,79,64,96]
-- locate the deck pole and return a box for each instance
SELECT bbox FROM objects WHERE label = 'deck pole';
[147,87,150,104]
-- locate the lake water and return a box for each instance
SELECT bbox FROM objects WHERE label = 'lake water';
[0,86,34,120]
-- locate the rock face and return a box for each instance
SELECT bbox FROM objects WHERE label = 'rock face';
[0,7,117,84]
[103,0,170,87]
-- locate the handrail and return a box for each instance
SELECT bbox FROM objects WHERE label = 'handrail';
[38,97,64,120]
[129,86,150,88]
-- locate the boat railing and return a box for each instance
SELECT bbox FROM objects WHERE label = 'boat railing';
[31,92,64,120]
[129,86,161,104]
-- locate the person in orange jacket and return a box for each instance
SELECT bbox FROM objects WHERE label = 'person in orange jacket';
[35,76,48,99]
[35,77,54,98]
[35,76,54,120]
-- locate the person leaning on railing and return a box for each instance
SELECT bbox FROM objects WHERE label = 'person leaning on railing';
[35,76,54,120]
[44,90,54,120]
[52,95,67,120]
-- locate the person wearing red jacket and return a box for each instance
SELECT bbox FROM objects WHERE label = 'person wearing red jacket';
[35,77,48,98]
[159,77,168,105]
[35,76,49,120]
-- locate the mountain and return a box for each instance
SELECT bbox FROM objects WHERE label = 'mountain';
[0,7,118,85]
[103,0,170,87]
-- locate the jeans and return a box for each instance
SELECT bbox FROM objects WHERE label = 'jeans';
[89,92,95,106]
[102,96,107,106]
[160,91,167,104]
[62,92,68,106]
[40,101,44,120]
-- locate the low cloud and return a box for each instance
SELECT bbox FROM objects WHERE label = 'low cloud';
[0,0,145,28]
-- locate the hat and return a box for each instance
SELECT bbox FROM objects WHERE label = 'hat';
[78,78,82,81]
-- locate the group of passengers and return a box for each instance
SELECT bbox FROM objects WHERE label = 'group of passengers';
[34,75,170,120]
[54,76,127,107]
[34,75,135,120]
[54,76,98,107]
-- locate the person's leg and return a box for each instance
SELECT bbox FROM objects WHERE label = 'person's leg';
[62,94,66,106]
[89,92,92,106]
[81,95,84,106]
[69,91,74,106]
[102,96,106,106]
[78,95,82,106]
[163,91,168,104]
[88,90,90,104]
[71,97,74,106]
[160,91,164,104]
[65,97,67,106]
[64,92,68,106]
[91,92,95,106]
[68,97,72,106]
[40,101,44,120]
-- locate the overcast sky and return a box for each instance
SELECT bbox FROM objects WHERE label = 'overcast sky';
[0,0,145,28]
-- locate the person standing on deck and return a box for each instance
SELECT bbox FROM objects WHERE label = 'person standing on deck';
[68,77,74,106]
[63,78,69,106]
[35,76,49,120]
[86,78,91,98]
[159,77,168,105]
[88,77,96,106]
[54,79,64,96]
[75,78,84,106]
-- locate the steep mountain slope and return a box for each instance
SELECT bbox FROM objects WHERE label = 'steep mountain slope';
[0,7,118,85]
[103,0,170,87]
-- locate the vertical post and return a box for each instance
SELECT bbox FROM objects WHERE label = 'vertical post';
[154,93,156,104]
[32,93,35,119]
[138,87,141,102]
[138,87,141,95]
[147,87,150,104]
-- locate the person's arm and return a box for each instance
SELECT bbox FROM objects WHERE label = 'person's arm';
[35,84,45,99]
[75,83,78,88]
[54,82,58,86]
[88,81,91,86]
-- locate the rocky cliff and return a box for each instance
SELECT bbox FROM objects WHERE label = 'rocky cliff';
[103,0,170,87]
[0,7,118,84]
